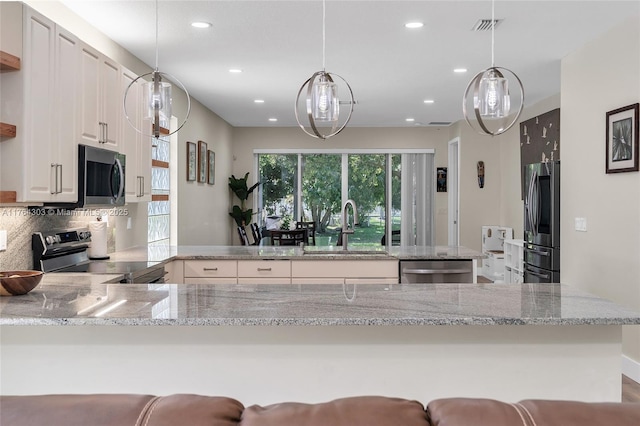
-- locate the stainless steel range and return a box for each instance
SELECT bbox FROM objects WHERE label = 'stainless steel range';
[32,228,165,283]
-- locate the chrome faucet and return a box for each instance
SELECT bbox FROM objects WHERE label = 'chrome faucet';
[340,199,359,251]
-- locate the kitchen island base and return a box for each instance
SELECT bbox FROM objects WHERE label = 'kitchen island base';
[0,324,622,404]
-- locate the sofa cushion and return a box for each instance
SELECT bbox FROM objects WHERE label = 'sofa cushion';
[426,398,533,426]
[0,394,156,426]
[240,396,429,426]
[518,399,640,426]
[139,394,244,426]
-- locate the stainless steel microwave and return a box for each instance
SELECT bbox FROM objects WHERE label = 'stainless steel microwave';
[77,144,125,208]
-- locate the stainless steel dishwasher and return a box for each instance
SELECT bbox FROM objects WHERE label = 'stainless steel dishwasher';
[400,260,474,283]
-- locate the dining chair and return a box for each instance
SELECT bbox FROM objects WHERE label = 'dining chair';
[237,226,250,246]
[295,220,316,245]
[249,223,263,245]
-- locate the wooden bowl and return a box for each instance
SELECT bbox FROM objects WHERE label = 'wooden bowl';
[0,270,44,296]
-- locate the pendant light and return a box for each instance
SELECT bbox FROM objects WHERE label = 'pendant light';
[295,0,355,140]
[462,0,524,136]
[123,0,191,139]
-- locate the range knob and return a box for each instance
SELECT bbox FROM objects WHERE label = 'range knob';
[45,236,56,245]
[79,231,91,240]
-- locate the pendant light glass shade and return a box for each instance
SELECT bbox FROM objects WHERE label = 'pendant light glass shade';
[462,0,524,136]
[143,71,172,123]
[311,74,339,122]
[477,69,510,118]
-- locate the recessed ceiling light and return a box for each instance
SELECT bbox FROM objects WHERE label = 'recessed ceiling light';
[268,118,278,122]
[405,22,424,29]
[454,68,468,73]
[254,99,265,104]
[406,118,415,122]
[191,22,211,28]
[229,69,243,73]
[424,99,435,104]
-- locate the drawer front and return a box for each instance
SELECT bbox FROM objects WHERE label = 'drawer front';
[237,260,291,278]
[292,260,398,279]
[184,260,237,278]
[291,278,345,285]
[184,277,238,285]
[238,277,292,285]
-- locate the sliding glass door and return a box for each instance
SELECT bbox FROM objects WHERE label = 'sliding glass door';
[256,150,433,247]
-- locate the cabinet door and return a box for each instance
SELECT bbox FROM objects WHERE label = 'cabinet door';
[78,43,101,147]
[53,25,79,201]
[121,66,140,202]
[23,7,55,201]
[100,56,120,150]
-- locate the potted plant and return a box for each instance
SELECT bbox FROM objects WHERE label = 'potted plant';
[228,172,260,227]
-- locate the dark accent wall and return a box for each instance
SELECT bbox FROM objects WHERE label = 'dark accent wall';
[520,108,560,197]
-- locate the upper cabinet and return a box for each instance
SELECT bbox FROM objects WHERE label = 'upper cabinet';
[0,5,77,202]
[78,42,120,151]
[121,66,151,203]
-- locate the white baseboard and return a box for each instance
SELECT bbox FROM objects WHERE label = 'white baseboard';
[622,355,640,383]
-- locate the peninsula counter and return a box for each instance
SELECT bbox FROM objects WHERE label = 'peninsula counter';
[2,280,639,404]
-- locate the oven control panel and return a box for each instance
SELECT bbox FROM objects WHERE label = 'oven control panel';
[33,228,91,252]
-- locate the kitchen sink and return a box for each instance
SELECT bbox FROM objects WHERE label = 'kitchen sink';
[302,246,389,256]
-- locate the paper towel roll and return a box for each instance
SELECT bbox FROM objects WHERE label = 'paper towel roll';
[88,221,109,259]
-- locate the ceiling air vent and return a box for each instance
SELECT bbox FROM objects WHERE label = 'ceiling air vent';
[428,122,452,126]
[472,19,502,31]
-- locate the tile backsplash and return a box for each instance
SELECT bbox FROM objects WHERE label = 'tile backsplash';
[0,207,116,270]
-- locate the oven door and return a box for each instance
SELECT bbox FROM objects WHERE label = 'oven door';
[79,144,126,207]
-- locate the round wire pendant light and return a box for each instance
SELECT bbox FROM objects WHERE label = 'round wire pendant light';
[123,0,191,139]
[462,0,524,136]
[295,70,355,140]
[463,66,524,136]
[295,0,355,140]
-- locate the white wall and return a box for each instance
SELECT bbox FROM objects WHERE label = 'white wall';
[24,0,235,246]
[561,14,640,370]
[231,126,451,245]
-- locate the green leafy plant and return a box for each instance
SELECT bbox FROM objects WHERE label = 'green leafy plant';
[228,172,260,227]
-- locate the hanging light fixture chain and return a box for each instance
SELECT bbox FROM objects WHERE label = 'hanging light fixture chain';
[322,0,326,71]
[491,0,495,67]
[154,0,159,71]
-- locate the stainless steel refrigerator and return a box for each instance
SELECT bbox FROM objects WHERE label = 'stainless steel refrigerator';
[523,161,560,283]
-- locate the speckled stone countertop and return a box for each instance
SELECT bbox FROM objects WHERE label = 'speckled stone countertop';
[2,282,639,326]
[105,244,485,263]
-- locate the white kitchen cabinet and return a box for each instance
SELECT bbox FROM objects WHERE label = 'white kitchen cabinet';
[183,260,238,284]
[503,239,524,284]
[78,42,120,151]
[164,260,183,284]
[0,5,78,202]
[121,66,151,202]
[291,259,398,284]
[237,260,291,284]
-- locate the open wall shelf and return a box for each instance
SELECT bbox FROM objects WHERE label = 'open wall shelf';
[0,51,20,71]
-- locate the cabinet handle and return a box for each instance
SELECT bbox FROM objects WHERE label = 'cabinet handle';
[57,164,62,194]
[98,122,104,143]
[203,267,218,271]
[105,123,109,144]
[50,163,57,194]
[257,267,272,272]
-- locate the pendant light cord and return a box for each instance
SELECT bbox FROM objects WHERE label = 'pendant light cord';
[490,0,495,67]
[322,0,326,71]
[154,0,159,71]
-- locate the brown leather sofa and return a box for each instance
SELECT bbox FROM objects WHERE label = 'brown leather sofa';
[1,394,639,426]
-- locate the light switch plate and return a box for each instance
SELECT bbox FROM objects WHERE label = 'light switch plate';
[0,230,7,251]
[574,217,587,232]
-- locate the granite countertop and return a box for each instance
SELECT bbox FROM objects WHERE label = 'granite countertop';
[105,245,486,263]
[2,281,639,326]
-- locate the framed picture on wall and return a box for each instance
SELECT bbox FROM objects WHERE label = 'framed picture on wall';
[207,150,216,185]
[198,141,208,183]
[436,167,447,192]
[606,103,639,173]
[186,142,196,181]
